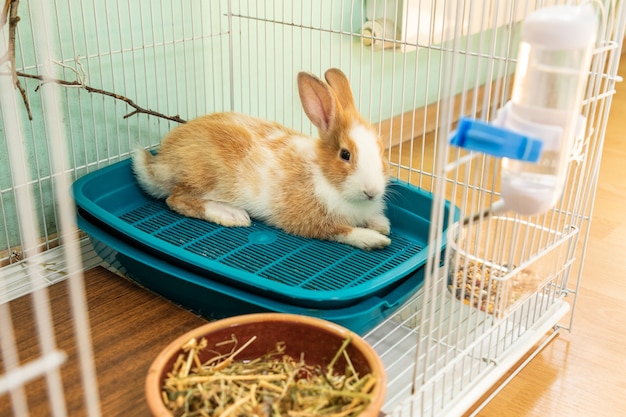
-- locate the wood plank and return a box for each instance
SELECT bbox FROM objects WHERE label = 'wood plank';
[0,267,208,417]
[378,79,504,149]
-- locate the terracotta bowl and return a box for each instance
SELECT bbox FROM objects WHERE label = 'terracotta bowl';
[145,313,386,417]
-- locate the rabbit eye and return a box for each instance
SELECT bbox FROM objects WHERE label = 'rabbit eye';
[339,149,351,161]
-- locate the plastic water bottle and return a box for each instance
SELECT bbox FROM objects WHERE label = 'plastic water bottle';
[499,4,598,216]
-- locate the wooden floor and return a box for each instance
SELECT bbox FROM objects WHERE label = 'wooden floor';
[0,267,209,417]
[2,56,625,417]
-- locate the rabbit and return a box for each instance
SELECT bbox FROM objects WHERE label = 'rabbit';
[132,68,391,250]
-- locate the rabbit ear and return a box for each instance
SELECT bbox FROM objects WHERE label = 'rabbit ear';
[324,68,356,112]
[297,72,337,133]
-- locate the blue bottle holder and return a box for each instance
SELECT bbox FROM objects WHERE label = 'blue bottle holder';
[450,117,543,162]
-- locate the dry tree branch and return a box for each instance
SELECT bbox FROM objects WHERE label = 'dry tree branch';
[1,0,11,28]
[11,69,187,124]
[3,0,17,81]
[1,0,32,120]
[1,3,186,124]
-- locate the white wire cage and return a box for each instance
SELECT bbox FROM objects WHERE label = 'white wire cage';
[0,0,624,416]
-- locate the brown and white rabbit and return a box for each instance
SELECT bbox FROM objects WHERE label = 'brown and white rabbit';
[132,68,391,250]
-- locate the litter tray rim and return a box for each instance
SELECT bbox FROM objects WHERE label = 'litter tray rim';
[72,158,448,308]
[78,212,426,335]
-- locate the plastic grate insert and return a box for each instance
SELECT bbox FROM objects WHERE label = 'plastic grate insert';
[118,199,425,304]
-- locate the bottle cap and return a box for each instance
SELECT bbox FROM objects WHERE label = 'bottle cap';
[522,4,598,50]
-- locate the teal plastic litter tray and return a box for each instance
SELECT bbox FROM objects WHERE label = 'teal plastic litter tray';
[73,158,455,309]
[78,210,426,335]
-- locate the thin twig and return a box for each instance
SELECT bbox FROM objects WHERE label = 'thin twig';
[1,0,32,120]
[9,70,187,124]
[0,0,10,31]
[6,0,19,85]
[0,0,13,68]
[15,79,30,118]
[2,5,185,124]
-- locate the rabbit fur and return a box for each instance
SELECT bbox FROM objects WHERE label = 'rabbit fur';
[132,68,391,250]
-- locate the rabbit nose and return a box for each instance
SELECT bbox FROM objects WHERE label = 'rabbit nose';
[363,190,376,200]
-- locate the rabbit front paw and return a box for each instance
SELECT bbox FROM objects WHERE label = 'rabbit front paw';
[204,201,251,227]
[335,227,391,250]
[367,214,391,235]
